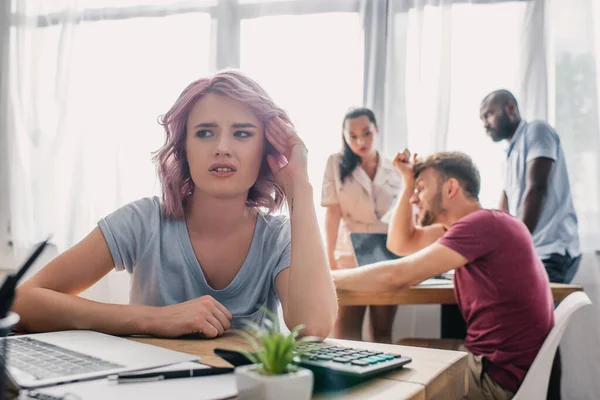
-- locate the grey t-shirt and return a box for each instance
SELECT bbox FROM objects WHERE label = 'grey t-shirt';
[98,196,291,329]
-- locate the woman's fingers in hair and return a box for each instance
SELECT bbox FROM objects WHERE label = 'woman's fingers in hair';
[269,117,303,146]
[272,116,295,137]
[265,127,287,155]
[266,154,287,175]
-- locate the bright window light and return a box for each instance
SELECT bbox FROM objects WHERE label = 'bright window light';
[405,2,526,208]
[240,12,364,232]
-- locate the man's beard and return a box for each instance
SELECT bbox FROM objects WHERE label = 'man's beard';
[419,190,446,227]
[488,111,516,142]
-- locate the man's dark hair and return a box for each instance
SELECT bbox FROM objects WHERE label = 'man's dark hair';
[413,152,481,200]
[482,89,519,110]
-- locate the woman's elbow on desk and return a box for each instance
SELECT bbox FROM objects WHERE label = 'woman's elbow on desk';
[296,318,336,339]
[283,306,337,339]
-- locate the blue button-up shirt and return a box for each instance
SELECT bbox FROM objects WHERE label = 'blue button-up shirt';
[504,120,580,258]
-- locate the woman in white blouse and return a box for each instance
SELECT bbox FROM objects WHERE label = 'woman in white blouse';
[321,107,403,343]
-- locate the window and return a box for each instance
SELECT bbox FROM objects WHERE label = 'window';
[240,12,364,230]
[11,11,211,243]
[402,2,526,208]
[552,0,600,249]
[67,13,211,211]
[445,2,525,209]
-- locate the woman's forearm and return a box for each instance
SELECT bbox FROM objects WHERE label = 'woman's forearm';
[284,180,338,337]
[14,288,157,334]
[324,206,341,268]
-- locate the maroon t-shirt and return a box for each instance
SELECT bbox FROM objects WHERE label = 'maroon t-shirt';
[438,209,554,392]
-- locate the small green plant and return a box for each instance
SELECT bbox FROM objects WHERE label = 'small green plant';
[238,307,314,376]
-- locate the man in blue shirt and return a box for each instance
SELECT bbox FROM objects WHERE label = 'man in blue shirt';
[480,89,581,284]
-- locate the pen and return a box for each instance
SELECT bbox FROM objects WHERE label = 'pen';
[108,367,234,384]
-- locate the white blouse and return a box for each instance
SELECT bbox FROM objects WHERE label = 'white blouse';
[321,152,403,267]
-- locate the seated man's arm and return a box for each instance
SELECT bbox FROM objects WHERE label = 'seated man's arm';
[387,152,446,255]
[333,242,467,292]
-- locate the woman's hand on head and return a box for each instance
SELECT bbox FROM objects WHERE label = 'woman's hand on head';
[151,295,232,338]
[265,117,309,188]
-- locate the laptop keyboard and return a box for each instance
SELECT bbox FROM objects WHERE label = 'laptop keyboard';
[3,337,124,380]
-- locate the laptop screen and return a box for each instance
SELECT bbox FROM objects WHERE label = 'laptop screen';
[349,233,401,267]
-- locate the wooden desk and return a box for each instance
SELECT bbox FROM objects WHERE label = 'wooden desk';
[132,331,468,400]
[338,282,583,306]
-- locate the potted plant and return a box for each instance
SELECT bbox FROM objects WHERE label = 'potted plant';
[234,308,314,400]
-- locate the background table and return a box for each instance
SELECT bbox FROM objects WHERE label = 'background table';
[337,282,583,306]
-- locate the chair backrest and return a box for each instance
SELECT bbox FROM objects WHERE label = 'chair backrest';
[513,291,592,399]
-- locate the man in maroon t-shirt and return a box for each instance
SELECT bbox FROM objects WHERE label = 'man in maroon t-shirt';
[332,151,554,399]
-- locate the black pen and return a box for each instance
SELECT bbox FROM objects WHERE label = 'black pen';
[108,367,234,384]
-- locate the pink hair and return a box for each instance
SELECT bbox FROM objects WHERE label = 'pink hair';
[154,69,290,219]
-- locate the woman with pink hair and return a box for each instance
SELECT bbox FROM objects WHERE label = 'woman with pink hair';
[14,70,338,339]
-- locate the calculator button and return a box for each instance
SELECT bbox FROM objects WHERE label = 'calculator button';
[361,357,379,364]
[351,360,370,366]
[333,357,351,363]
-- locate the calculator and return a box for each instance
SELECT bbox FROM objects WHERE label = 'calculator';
[214,342,412,391]
[294,342,412,378]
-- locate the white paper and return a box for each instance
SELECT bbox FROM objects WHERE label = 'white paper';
[418,278,453,286]
[22,362,238,400]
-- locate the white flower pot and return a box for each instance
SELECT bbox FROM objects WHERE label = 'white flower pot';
[235,364,313,400]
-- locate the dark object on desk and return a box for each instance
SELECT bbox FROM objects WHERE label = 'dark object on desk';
[0,237,50,319]
[214,348,253,367]
[109,366,234,383]
[214,342,412,392]
[350,233,400,267]
[350,233,450,282]
[174,332,206,340]
[0,238,51,400]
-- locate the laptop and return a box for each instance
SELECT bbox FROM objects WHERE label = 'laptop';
[0,240,199,390]
[349,233,452,285]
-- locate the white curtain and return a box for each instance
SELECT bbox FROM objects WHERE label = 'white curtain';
[7,1,215,261]
[550,1,600,398]
[363,0,533,344]
[3,0,365,287]
[0,0,12,269]
[7,1,79,261]
[361,0,600,397]
[5,0,214,301]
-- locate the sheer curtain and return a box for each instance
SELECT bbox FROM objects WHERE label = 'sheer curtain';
[7,1,212,258]
[239,12,364,229]
[364,0,600,396]
[0,0,11,269]
[5,0,214,301]
[3,0,365,284]
[550,1,600,397]
[365,0,532,342]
